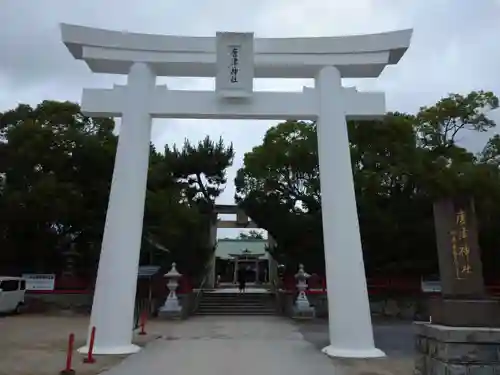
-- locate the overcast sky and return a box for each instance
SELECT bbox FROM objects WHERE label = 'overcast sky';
[1,0,499,237]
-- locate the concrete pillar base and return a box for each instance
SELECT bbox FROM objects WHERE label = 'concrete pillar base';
[77,343,141,355]
[322,345,385,359]
[292,306,316,320]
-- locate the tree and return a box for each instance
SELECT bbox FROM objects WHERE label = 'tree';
[164,136,234,209]
[478,134,500,166]
[235,120,323,271]
[416,91,498,151]
[238,230,265,239]
[0,101,117,275]
[148,136,235,278]
[0,101,236,284]
[235,91,500,279]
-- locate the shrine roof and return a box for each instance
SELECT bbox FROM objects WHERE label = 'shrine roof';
[216,239,268,260]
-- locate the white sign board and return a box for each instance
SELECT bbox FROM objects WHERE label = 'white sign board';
[215,32,254,99]
[421,280,441,293]
[22,274,56,291]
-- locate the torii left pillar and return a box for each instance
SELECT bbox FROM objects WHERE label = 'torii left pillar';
[78,62,155,355]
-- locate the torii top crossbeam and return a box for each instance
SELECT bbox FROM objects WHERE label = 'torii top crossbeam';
[61,24,412,78]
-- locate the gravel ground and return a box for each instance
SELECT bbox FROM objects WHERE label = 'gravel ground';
[0,313,157,375]
[297,318,415,374]
[0,314,415,375]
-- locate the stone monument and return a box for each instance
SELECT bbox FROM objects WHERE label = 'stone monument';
[414,197,500,375]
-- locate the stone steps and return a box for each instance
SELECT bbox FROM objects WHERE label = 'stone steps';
[196,310,276,316]
[199,302,270,307]
[196,292,277,316]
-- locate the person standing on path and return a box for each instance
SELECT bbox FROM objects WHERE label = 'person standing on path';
[237,266,246,293]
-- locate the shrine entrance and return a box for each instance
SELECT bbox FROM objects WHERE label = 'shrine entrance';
[214,248,270,285]
[206,205,277,288]
[61,23,412,358]
[228,250,268,284]
[233,259,257,284]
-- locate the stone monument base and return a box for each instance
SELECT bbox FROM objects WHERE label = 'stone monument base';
[292,305,316,320]
[158,304,182,320]
[158,309,182,319]
[414,322,500,375]
[429,297,500,327]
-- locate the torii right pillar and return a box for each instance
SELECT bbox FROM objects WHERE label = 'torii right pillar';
[316,66,384,358]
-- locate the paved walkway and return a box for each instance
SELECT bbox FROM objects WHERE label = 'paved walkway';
[101,316,413,375]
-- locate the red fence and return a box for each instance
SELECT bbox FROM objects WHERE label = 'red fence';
[281,275,500,296]
[25,274,500,296]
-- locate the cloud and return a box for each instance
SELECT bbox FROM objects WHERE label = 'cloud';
[1,0,499,236]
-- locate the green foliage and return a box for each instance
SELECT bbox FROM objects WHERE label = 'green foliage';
[3,90,499,283]
[0,101,234,282]
[0,101,117,275]
[236,91,500,278]
[238,230,265,239]
[235,120,322,271]
[146,137,235,278]
[416,91,498,150]
[164,136,234,207]
[478,134,500,165]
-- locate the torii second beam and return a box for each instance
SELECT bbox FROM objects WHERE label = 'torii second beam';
[81,86,385,120]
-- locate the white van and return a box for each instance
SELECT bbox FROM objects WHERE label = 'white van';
[0,277,26,313]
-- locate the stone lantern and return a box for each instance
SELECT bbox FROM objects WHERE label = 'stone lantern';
[159,262,182,318]
[293,264,315,318]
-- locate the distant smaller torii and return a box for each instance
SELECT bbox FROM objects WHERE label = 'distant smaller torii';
[205,204,277,288]
[214,204,258,228]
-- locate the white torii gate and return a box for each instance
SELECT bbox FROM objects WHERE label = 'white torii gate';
[61,23,412,358]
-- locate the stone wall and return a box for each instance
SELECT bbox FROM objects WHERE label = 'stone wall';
[276,291,431,320]
[414,322,500,375]
[27,291,430,321]
[25,292,195,319]
[25,293,93,313]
